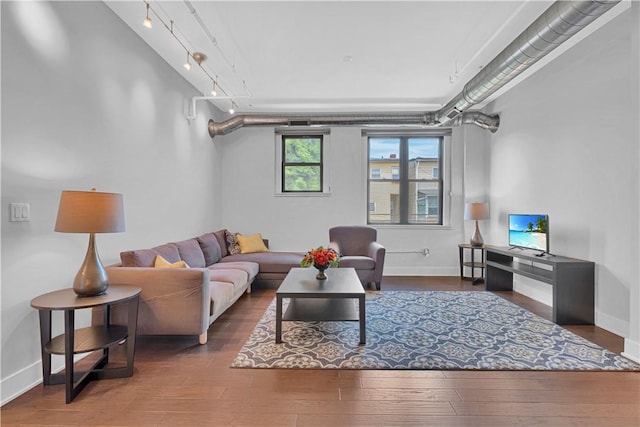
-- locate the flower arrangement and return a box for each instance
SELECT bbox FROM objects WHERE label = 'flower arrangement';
[300,246,340,269]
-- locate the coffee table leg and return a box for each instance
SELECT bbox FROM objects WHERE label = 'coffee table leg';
[359,296,366,345]
[275,295,283,344]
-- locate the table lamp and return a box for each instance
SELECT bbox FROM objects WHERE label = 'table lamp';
[464,202,489,247]
[55,189,125,297]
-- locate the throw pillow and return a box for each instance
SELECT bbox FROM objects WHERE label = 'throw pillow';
[225,230,241,255]
[236,233,269,254]
[154,255,190,268]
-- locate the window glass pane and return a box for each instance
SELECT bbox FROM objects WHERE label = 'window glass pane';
[408,181,440,224]
[284,165,321,191]
[369,138,400,162]
[284,137,321,163]
[408,137,440,160]
[368,180,400,223]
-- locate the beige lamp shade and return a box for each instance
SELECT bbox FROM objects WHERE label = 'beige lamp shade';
[55,190,125,233]
[55,189,125,296]
[464,202,489,221]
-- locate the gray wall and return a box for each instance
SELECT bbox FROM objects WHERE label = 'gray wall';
[1,1,223,404]
[216,125,486,276]
[485,3,640,360]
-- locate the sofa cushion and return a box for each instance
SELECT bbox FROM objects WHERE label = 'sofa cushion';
[120,243,180,267]
[221,252,304,274]
[213,229,228,258]
[154,255,189,268]
[197,233,222,266]
[338,256,375,270]
[173,238,206,268]
[225,230,241,255]
[236,233,269,254]
[208,269,248,289]
[209,261,259,282]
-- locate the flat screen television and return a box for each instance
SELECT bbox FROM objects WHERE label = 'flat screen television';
[508,214,549,253]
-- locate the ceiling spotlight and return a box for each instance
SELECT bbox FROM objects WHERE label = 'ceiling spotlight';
[211,80,217,96]
[143,3,152,29]
[229,101,235,114]
[184,52,191,71]
[192,52,207,66]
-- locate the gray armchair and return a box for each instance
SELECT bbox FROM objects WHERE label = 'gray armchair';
[328,226,385,290]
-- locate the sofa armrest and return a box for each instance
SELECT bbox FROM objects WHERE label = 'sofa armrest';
[367,241,385,262]
[92,266,211,339]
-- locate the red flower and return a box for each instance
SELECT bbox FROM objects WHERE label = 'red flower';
[315,253,328,266]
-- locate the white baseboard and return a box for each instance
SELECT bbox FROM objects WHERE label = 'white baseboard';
[513,280,553,307]
[0,360,43,407]
[595,310,628,338]
[1,354,88,407]
[383,267,458,276]
[622,338,640,364]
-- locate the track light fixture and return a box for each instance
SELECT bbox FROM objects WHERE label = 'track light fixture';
[141,1,238,107]
[143,2,152,28]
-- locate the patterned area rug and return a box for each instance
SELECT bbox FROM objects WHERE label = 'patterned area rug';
[231,291,639,370]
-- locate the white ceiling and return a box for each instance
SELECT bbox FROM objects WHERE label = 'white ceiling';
[105,1,613,115]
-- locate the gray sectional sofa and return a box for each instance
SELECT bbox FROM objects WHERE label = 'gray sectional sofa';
[92,229,303,344]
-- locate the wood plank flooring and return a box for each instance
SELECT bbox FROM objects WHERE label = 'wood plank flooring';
[2,277,639,426]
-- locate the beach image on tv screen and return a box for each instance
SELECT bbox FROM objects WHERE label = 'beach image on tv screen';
[509,214,548,251]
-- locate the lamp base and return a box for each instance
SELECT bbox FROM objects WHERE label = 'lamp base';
[73,234,109,297]
[470,220,484,247]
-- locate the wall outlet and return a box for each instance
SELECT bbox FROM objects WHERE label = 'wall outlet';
[423,248,430,256]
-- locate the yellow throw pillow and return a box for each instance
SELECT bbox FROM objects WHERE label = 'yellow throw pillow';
[154,255,190,268]
[236,233,269,254]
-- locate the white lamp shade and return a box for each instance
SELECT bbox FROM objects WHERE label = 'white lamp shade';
[464,202,489,221]
[55,190,125,233]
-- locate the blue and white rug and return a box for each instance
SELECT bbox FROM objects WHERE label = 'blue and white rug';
[231,291,639,370]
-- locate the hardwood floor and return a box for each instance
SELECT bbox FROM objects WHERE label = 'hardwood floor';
[2,277,638,426]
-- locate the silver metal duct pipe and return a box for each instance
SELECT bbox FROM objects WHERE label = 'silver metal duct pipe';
[208,111,499,137]
[208,0,619,138]
[210,112,433,136]
[435,0,621,123]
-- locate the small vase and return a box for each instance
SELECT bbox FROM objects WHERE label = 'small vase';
[314,264,328,280]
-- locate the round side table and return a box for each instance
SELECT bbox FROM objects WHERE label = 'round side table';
[31,285,141,403]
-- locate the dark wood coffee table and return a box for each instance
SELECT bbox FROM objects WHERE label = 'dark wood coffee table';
[275,267,366,344]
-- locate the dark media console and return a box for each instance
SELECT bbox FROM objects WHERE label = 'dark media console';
[485,246,594,325]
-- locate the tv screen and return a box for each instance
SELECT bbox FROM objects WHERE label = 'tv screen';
[509,214,549,252]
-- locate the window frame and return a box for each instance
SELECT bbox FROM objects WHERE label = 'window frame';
[365,129,451,227]
[281,135,323,193]
[274,128,331,196]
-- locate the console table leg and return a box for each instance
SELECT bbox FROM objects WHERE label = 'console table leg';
[63,310,75,404]
[125,296,140,376]
[38,311,52,385]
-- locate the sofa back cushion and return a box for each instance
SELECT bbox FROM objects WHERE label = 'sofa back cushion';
[120,243,181,267]
[173,238,206,268]
[213,229,228,258]
[197,232,222,265]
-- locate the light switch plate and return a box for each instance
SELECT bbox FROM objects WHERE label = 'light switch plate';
[10,203,30,222]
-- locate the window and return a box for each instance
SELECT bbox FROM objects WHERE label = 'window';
[282,135,322,192]
[391,166,400,180]
[367,134,445,225]
[370,168,381,179]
